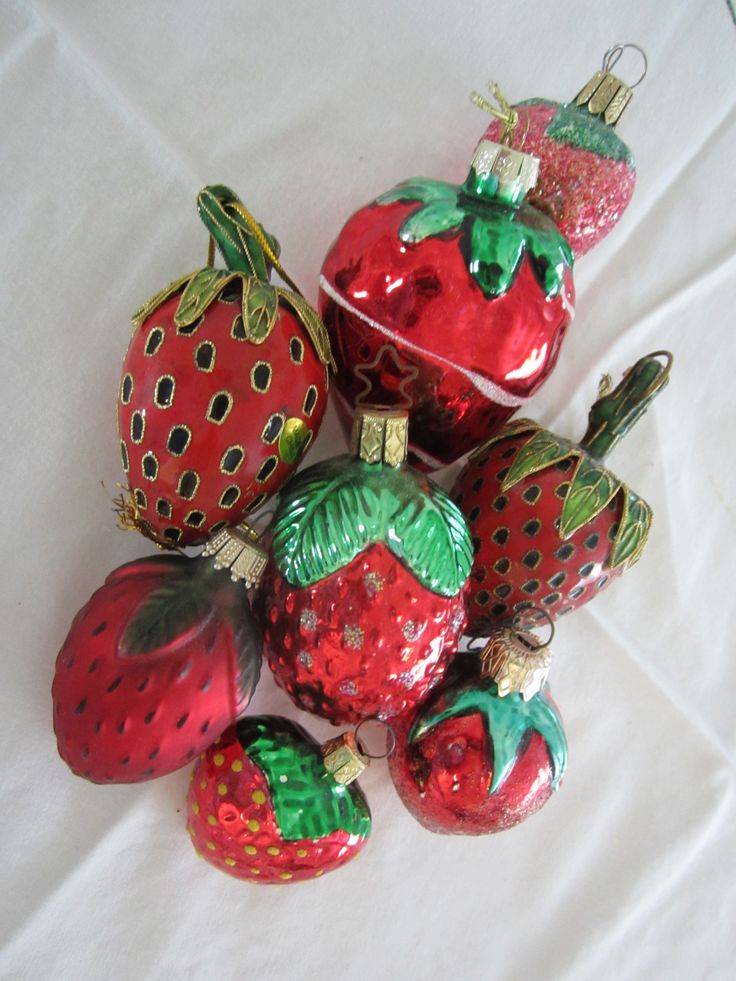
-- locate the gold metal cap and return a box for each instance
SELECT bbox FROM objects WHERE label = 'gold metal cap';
[350,406,408,467]
[471,139,540,199]
[321,731,369,785]
[481,627,552,701]
[201,523,268,587]
[573,44,647,126]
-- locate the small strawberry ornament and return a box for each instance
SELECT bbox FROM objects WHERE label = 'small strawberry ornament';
[477,45,645,257]
[319,133,574,470]
[453,351,672,634]
[389,622,567,835]
[119,184,334,548]
[187,716,371,883]
[259,407,473,723]
[52,525,267,783]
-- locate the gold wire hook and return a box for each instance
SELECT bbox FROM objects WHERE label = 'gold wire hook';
[469,80,519,146]
[602,43,648,88]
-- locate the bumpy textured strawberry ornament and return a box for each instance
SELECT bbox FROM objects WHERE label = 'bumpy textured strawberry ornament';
[477,45,646,257]
[390,623,567,834]
[320,132,574,469]
[259,408,473,723]
[119,184,333,548]
[187,716,371,883]
[53,526,267,783]
[453,351,672,634]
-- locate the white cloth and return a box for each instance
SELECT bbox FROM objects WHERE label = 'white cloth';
[1,2,734,978]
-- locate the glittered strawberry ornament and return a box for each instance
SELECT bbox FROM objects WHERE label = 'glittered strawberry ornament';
[477,45,646,257]
[320,132,574,470]
[389,621,567,835]
[453,351,672,634]
[53,525,266,783]
[118,184,333,548]
[259,407,473,724]
[187,716,372,884]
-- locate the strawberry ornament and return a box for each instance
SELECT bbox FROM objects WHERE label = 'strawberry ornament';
[52,525,267,783]
[453,351,672,634]
[187,716,372,883]
[119,184,333,548]
[476,44,646,257]
[319,131,575,470]
[259,407,473,723]
[389,621,567,834]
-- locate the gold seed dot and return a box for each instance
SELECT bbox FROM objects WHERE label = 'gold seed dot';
[266,846,280,856]
[225,857,236,867]
[231,760,243,773]
[191,802,200,815]
[296,848,308,858]
[200,780,207,790]
[187,826,195,836]
[206,842,216,851]
[207,815,217,826]
[247,819,260,832]
[244,845,257,855]
[314,869,324,877]
[217,783,227,796]
[279,872,293,880]
[251,790,266,805]
[250,868,260,875]
[213,753,225,766]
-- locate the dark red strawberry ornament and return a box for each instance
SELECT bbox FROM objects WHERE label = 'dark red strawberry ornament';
[259,408,472,724]
[187,716,371,883]
[319,136,574,470]
[52,525,266,783]
[478,45,645,257]
[119,184,333,548]
[453,351,672,634]
[389,624,566,834]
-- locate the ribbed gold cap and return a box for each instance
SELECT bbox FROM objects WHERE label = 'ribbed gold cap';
[321,731,369,785]
[574,69,633,126]
[350,406,408,467]
[201,523,268,588]
[480,627,552,701]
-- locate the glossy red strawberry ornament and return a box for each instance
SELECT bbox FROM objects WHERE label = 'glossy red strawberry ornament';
[52,526,266,783]
[478,46,645,257]
[320,137,574,470]
[389,626,566,835]
[259,408,472,724]
[453,351,672,634]
[187,716,371,883]
[119,184,333,548]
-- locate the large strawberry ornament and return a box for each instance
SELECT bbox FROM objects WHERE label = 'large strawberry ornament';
[478,46,644,257]
[187,716,371,883]
[53,525,266,783]
[119,184,333,548]
[319,138,574,470]
[389,626,566,834]
[259,408,473,723]
[453,351,672,634]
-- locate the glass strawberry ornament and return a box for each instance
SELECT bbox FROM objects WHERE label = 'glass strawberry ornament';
[319,134,574,470]
[118,184,334,548]
[258,407,473,723]
[389,621,567,834]
[52,526,266,783]
[453,351,672,634]
[187,716,372,883]
[476,45,645,257]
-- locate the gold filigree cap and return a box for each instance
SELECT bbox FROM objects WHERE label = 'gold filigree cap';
[321,731,369,786]
[201,523,268,587]
[470,139,540,199]
[350,406,408,467]
[480,627,552,701]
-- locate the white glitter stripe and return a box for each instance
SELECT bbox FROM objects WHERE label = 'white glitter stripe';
[319,275,526,409]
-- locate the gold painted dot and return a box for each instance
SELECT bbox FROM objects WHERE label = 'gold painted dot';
[266,846,280,856]
[187,826,195,836]
[206,842,216,851]
[225,857,236,867]
[314,868,324,877]
[217,783,228,796]
[250,868,260,875]
[207,815,218,826]
[244,845,257,855]
[231,760,243,773]
[251,790,266,805]
[213,753,225,766]
[279,872,293,880]
[200,780,207,790]
[296,848,308,858]
[191,802,200,815]
[247,819,260,832]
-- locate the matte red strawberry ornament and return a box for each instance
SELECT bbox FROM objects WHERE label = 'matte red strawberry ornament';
[119,184,333,548]
[453,351,672,634]
[319,126,574,470]
[52,525,267,783]
[259,407,473,724]
[389,618,567,834]
[187,716,372,883]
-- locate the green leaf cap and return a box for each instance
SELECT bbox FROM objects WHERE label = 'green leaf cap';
[411,678,567,794]
[130,185,334,368]
[236,716,371,841]
[377,170,573,300]
[272,456,473,597]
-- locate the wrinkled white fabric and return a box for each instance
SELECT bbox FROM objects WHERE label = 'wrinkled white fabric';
[1,2,734,979]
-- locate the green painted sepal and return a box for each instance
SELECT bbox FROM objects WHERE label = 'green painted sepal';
[236,716,371,841]
[411,678,567,794]
[271,456,473,597]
